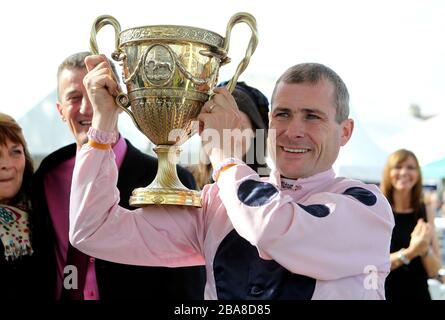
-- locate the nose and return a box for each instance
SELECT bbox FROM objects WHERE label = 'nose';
[0,154,12,170]
[398,167,410,176]
[79,96,93,116]
[285,117,305,139]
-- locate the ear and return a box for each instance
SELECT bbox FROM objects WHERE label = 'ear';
[56,101,65,121]
[340,119,354,146]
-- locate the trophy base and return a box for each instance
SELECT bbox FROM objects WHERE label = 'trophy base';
[130,187,202,207]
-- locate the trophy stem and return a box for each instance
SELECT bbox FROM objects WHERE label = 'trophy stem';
[150,145,187,189]
[129,145,202,207]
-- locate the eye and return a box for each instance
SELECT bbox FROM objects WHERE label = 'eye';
[11,147,23,157]
[306,113,321,120]
[274,111,289,118]
[67,96,82,103]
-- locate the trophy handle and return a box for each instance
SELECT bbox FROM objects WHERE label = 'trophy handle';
[115,93,143,133]
[90,15,123,60]
[222,12,258,93]
[89,15,143,134]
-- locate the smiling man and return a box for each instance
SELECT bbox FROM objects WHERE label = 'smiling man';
[69,59,395,299]
[56,64,94,147]
[32,52,205,300]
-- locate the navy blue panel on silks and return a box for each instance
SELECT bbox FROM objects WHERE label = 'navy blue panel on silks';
[297,203,330,218]
[237,180,279,207]
[214,230,315,300]
[343,187,377,206]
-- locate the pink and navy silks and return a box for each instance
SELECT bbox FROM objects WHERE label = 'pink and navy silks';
[69,143,394,300]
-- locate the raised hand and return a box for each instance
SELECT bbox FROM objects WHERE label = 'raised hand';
[409,219,431,257]
[83,54,120,132]
[198,87,251,167]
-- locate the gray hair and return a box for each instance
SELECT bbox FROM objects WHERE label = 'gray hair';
[271,63,349,123]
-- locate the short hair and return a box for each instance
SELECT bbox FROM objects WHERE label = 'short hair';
[56,51,119,99]
[271,63,350,123]
[0,113,34,208]
[380,149,425,219]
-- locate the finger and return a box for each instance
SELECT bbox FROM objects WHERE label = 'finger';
[418,221,425,231]
[213,87,234,103]
[210,95,241,127]
[414,219,423,229]
[84,73,119,98]
[201,101,216,114]
[197,113,211,135]
[88,61,115,78]
[411,223,420,235]
[100,59,121,90]
[85,57,120,94]
[213,87,238,111]
[424,224,432,235]
[89,64,115,79]
[88,60,120,96]
[84,54,107,72]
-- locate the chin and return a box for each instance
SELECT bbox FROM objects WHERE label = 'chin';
[0,192,15,204]
[277,168,300,180]
[277,162,301,178]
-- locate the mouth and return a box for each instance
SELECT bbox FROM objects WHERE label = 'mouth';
[281,147,310,154]
[396,178,412,184]
[79,120,92,126]
[0,177,14,183]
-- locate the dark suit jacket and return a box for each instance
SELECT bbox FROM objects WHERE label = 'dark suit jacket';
[32,140,205,300]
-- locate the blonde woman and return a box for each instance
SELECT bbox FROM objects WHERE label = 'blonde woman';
[382,149,442,300]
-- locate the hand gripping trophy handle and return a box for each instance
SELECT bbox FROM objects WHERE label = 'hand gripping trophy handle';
[89,15,144,135]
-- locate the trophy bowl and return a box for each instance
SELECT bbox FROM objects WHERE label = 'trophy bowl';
[90,13,258,207]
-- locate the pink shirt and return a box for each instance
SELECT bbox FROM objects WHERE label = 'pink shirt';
[70,144,394,300]
[44,136,127,300]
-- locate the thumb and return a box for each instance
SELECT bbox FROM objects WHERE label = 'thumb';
[197,113,208,136]
[84,54,106,72]
[412,222,420,235]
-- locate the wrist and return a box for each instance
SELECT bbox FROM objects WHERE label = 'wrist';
[87,127,118,145]
[92,113,118,132]
[404,246,418,260]
[209,149,228,167]
[423,246,433,258]
[398,248,411,265]
[212,157,244,182]
[208,145,244,167]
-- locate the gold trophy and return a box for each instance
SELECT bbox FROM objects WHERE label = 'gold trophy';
[90,13,258,207]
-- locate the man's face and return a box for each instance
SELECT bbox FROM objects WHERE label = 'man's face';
[269,80,353,179]
[56,67,92,147]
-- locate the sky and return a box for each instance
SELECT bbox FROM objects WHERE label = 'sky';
[1,0,445,172]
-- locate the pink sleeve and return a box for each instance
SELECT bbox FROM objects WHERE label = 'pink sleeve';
[217,164,394,280]
[69,145,205,267]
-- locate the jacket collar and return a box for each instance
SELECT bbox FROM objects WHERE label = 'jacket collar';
[269,168,336,193]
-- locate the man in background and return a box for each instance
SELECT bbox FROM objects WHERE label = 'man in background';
[32,51,205,300]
